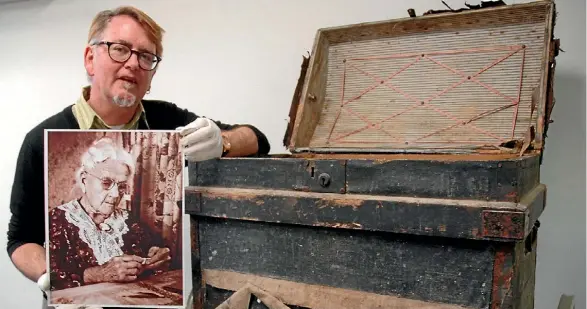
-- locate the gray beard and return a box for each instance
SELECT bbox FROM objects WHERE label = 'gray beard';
[112,81,137,107]
[112,94,136,107]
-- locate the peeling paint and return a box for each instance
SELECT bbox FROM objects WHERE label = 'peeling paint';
[471,228,479,238]
[482,211,525,239]
[491,249,515,309]
[316,198,363,210]
[313,221,363,229]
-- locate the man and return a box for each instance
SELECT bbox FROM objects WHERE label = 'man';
[6,5,270,309]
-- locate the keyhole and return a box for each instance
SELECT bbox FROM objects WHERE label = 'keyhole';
[318,173,331,187]
[310,167,315,178]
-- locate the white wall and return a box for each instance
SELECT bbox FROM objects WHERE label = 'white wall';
[0,0,584,308]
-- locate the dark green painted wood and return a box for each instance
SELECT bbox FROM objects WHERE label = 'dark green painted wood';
[188,154,541,202]
[189,158,346,193]
[346,156,539,202]
[197,218,496,308]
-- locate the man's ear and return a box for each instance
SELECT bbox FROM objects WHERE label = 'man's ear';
[84,46,95,78]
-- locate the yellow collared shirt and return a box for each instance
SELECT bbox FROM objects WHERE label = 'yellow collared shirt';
[72,86,145,130]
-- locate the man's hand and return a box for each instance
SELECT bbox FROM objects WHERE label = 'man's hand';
[144,246,171,271]
[178,117,223,162]
[84,255,143,284]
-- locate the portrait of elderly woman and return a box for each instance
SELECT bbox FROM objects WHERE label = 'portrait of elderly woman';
[45,130,185,307]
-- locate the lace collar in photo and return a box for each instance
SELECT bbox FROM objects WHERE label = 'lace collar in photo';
[59,199,130,265]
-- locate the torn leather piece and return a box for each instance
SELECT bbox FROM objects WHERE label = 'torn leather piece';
[215,283,290,309]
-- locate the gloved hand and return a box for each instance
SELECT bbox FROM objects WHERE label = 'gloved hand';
[37,272,50,292]
[178,117,223,162]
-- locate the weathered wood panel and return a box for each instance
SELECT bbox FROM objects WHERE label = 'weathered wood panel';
[202,285,309,309]
[288,30,329,149]
[190,218,541,309]
[489,221,539,309]
[321,2,553,44]
[283,55,311,149]
[189,158,346,194]
[197,217,496,308]
[189,154,540,202]
[346,155,539,202]
[516,155,541,203]
[512,222,538,309]
[185,184,546,241]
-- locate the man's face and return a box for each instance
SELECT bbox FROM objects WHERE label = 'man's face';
[84,15,157,107]
[82,159,131,220]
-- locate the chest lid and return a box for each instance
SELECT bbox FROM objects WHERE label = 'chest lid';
[284,1,558,155]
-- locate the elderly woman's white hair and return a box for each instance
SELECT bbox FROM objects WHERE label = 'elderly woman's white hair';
[74,137,137,191]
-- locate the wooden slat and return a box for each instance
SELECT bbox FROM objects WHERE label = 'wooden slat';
[202,269,471,309]
[185,184,547,241]
[320,2,552,44]
[283,55,311,148]
[535,1,556,149]
[288,31,329,149]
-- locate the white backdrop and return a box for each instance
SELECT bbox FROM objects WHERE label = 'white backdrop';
[0,0,584,308]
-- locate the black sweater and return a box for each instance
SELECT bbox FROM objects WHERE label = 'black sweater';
[7,100,270,258]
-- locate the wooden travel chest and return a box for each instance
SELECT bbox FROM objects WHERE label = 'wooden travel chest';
[186,1,559,309]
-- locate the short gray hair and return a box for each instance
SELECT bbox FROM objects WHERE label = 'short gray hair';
[75,137,136,188]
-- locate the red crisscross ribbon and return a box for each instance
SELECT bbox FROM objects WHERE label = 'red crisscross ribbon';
[326,45,527,145]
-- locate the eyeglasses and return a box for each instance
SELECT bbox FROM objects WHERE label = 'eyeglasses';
[92,41,161,71]
[86,172,129,193]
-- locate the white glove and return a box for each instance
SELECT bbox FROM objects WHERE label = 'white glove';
[37,272,50,292]
[178,117,223,162]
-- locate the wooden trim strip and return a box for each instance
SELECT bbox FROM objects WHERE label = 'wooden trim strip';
[535,1,556,149]
[187,186,522,209]
[202,269,470,309]
[186,185,545,241]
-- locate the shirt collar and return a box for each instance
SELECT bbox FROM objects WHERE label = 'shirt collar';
[72,86,146,130]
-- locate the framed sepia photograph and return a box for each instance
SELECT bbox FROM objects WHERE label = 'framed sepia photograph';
[44,129,186,308]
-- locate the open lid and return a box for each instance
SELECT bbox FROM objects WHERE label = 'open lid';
[283,1,559,155]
